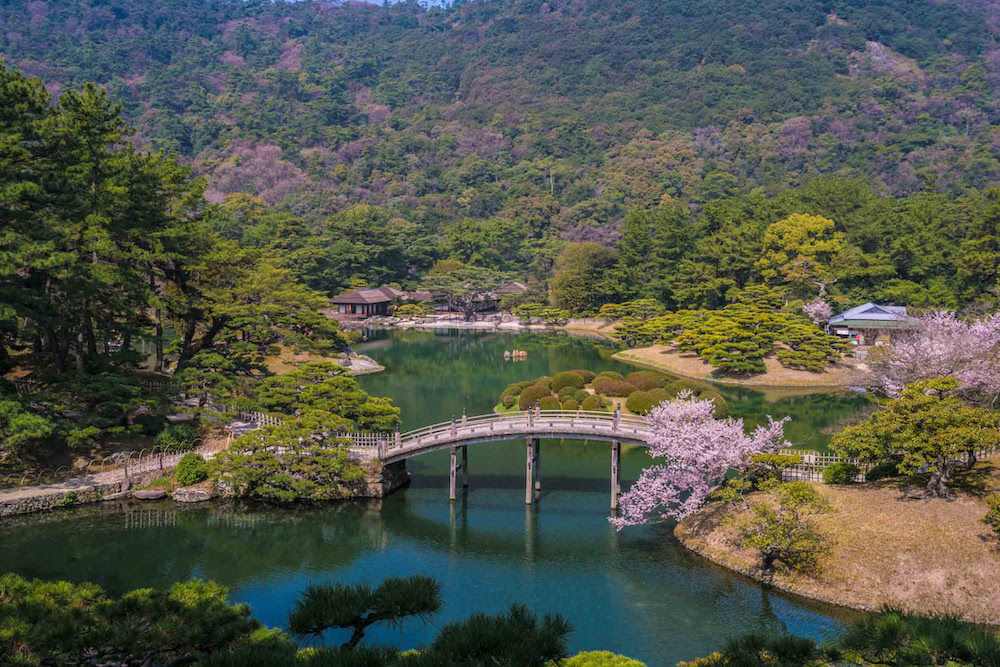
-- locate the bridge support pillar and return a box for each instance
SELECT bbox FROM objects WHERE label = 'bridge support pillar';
[611,440,621,511]
[449,445,457,502]
[525,436,535,505]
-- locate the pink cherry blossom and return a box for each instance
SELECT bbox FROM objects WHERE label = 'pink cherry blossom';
[611,392,789,529]
[802,298,833,325]
[874,310,1000,404]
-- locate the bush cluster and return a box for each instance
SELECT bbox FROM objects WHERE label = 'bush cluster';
[864,460,900,481]
[625,371,667,391]
[551,371,585,392]
[518,385,553,410]
[175,453,209,486]
[591,377,638,397]
[580,395,607,411]
[822,461,860,484]
[498,369,728,418]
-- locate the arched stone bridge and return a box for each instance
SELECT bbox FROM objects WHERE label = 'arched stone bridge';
[229,406,653,509]
[363,409,652,508]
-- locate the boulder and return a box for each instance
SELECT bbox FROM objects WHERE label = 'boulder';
[103,490,132,501]
[173,487,212,503]
[133,489,167,500]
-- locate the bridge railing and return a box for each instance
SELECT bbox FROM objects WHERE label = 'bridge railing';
[389,410,651,454]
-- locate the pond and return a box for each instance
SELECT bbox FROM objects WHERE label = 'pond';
[0,329,870,665]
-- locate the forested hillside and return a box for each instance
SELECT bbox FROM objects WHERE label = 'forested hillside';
[2,0,1000,308]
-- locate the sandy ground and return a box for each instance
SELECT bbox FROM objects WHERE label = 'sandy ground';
[676,458,1000,623]
[265,345,384,375]
[614,345,870,388]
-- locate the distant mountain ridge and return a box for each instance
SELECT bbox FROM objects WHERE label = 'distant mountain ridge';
[3,0,1000,230]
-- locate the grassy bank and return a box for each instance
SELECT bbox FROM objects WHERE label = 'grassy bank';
[615,345,869,388]
[675,456,1000,624]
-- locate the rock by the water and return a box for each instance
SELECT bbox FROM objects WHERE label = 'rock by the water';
[103,490,132,501]
[134,489,167,500]
[173,488,212,503]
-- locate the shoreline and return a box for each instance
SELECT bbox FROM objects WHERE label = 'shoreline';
[614,346,871,389]
[674,475,1000,625]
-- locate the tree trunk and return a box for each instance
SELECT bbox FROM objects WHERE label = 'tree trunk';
[926,460,956,498]
[155,309,164,372]
[75,331,86,372]
[83,307,97,359]
[760,550,777,587]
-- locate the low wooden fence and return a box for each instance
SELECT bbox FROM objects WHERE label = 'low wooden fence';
[781,445,1000,483]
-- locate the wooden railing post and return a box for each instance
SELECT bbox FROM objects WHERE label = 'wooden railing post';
[611,440,621,510]
[613,407,620,433]
[525,436,535,505]
[394,425,401,450]
[449,445,457,502]
[451,415,457,438]
[462,407,467,425]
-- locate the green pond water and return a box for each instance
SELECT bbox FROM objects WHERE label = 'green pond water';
[0,329,871,665]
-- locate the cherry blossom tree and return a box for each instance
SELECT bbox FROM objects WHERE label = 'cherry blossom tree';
[872,310,1000,405]
[802,298,833,325]
[611,392,790,529]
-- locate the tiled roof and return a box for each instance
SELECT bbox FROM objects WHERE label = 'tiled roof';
[829,302,918,328]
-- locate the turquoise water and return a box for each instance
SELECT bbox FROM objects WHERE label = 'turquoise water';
[0,329,868,664]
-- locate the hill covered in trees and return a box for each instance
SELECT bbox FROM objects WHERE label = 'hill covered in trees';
[3,0,1000,308]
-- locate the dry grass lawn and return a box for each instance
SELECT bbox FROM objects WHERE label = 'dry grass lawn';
[615,345,869,388]
[676,456,1000,623]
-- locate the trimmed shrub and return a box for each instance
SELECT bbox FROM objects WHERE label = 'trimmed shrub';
[501,392,517,409]
[664,379,703,398]
[646,388,669,406]
[697,389,728,417]
[174,453,209,486]
[534,376,553,389]
[591,377,638,397]
[573,388,590,402]
[596,371,624,380]
[155,423,199,453]
[626,371,666,391]
[571,370,597,384]
[865,460,900,481]
[518,385,553,410]
[580,395,607,411]
[552,371,585,392]
[558,386,579,402]
[538,397,561,411]
[565,651,646,667]
[823,461,860,485]
[562,399,579,411]
[626,391,656,415]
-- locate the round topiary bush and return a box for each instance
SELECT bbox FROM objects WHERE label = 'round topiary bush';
[538,396,561,411]
[518,385,553,410]
[646,388,669,406]
[865,460,900,481]
[573,388,590,402]
[625,371,666,391]
[592,377,638,397]
[626,391,656,415]
[501,392,517,409]
[558,385,580,402]
[551,371,585,393]
[823,461,860,485]
[580,395,607,411]
[697,389,729,417]
[596,370,624,381]
[571,370,597,384]
[562,398,579,411]
[664,379,703,398]
[174,453,209,486]
[534,376,553,389]
[155,423,199,453]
